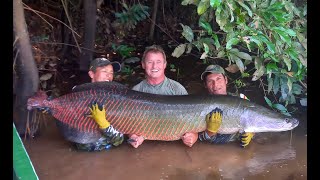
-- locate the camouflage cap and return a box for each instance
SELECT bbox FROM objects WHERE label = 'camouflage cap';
[89,58,121,72]
[200,65,226,80]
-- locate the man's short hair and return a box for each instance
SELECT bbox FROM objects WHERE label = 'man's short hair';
[89,58,121,72]
[200,65,226,80]
[141,45,166,63]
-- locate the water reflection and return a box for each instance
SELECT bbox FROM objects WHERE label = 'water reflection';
[218,143,296,179]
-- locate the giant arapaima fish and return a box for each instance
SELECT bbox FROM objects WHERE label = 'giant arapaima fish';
[27,82,299,144]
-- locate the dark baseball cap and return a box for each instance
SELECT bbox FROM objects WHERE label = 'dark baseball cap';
[200,65,226,80]
[89,58,121,72]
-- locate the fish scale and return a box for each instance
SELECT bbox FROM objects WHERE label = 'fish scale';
[27,81,299,144]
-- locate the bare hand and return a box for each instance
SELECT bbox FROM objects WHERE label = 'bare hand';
[181,132,198,147]
[128,134,145,148]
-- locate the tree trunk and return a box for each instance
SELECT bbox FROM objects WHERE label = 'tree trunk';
[13,0,39,136]
[79,0,97,72]
[149,0,159,42]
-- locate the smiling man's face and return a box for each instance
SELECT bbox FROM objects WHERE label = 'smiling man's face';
[88,64,114,82]
[142,52,167,81]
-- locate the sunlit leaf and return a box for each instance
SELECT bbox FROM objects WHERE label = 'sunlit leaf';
[237,0,253,17]
[235,51,252,61]
[229,54,245,72]
[180,23,194,42]
[210,0,221,7]
[199,21,213,35]
[300,98,307,106]
[198,0,210,15]
[254,57,263,70]
[252,66,265,81]
[267,77,273,94]
[200,52,208,59]
[226,38,240,50]
[203,43,210,54]
[287,77,292,94]
[40,73,53,81]
[172,44,186,58]
[181,0,198,5]
[211,33,221,49]
[283,56,292,71]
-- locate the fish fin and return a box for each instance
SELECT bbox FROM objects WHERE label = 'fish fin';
[72,81,128,93]
[240,132,254,148]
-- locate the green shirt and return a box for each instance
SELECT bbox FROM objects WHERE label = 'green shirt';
[132,77,188,95]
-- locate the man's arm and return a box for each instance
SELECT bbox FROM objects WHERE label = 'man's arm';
[89,103,124,146]
[198,108,231,143]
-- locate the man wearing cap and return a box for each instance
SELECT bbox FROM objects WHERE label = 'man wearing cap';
[183,64,254,148]
[75,57,126,151]
[88,57,121,82]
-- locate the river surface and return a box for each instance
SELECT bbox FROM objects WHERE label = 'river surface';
[23,103,307,180]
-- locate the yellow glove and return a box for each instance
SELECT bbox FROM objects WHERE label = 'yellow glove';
[88,103,110,129]
[206,108,223,133]
[240,132,254,148]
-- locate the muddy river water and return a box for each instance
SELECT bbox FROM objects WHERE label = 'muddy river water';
[23,109,307,180]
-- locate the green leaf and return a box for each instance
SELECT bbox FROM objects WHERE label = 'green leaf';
[273,75,280,95]
[264,96,273,108]
[283,56,292,71]
[252,66,265,81]
[237,0,253,17]
[203,43,210,54]
[287,77,292,94]
[272,103,287,112]
[280,77,289,100]
[198,0,210,15]
[229,54,245,72]
[273,104,291,116]
[266,63,278,74]
[186,43,193,54]
[234,52,252,61]
[217,50,225,58]
[257,35,275,54]
[274,29,291,45]
[181,0,198,5]
[180,23,194,42]
[292,83,302,95]
[200,52,208,59]
[226,38,240,50]
[199,21,213,35]
[250,36,263,48]
[172,44,186,58]
[211,33,221,49]
[267,77,273,94]
[215,6,228,31]
[210,0,221,7]
[286,48,299,62]
[254,57,263,70]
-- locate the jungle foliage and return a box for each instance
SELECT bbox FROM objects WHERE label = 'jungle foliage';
[172,0,307,112]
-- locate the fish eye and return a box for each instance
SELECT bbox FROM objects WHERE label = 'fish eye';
[285,118,290,123]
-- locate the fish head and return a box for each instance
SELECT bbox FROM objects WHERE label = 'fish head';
[242,105,299,133]
[27,91,48,110]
